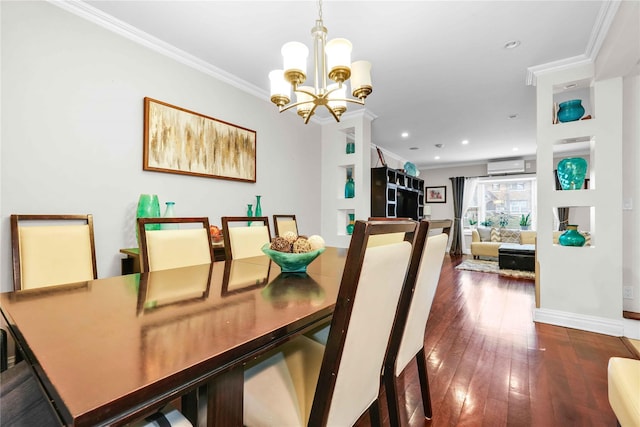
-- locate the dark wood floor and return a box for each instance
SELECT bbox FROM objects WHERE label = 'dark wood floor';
[356,255,636,427]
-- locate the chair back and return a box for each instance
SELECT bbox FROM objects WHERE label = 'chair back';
[392,220,450,376]
[273,214,298,237]
[221,216,271,260]
[138,217,213,272]
[308,219,417,426]
[11,214,97,290]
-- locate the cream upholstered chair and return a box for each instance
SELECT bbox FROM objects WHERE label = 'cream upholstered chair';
[137,217,214,272]
[608,357,640,427]
[273,214,298,237]
[221,216,271,260]
[383,219,452,426]
[11,214,98,291]
[243,219,417,426]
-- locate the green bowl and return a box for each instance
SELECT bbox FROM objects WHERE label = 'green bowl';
[261,244,325,273]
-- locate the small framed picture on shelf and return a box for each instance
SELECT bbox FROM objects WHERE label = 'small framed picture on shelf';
[425,186,446,203]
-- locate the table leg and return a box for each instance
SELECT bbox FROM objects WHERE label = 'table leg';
[206,366,243,427]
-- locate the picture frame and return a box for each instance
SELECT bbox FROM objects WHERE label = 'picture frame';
[425,186,447,203]
[143,97,257,182]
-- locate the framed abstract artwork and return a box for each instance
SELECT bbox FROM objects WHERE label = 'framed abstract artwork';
[143,97,257,182]
[425,186,447,203]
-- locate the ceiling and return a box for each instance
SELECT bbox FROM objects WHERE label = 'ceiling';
[82,0,607,169]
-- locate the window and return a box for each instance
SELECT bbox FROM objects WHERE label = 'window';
[465,175,536,230]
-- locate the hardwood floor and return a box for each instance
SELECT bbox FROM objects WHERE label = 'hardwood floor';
[356,255,636,427]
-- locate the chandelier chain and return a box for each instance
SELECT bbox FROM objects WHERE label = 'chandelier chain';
[318,0,323,20]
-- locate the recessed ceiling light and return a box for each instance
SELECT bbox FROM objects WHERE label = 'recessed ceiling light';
[434,156,440,160]
[409,147,419,150]
[401,132,409,138]
[504,40,520,49]
[461,139,469,145]
[513,147,519,152]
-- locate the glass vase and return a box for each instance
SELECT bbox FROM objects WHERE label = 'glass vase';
[161,201,179,230]
[345,170,355,199]
[247,204,253,226]
[558,224,586,247]
[557,157,587,190]
[346,213,355,235]
[346,141,355,154]
[255,195,262,217]
[557,99,585,123]
[136,194,161,240]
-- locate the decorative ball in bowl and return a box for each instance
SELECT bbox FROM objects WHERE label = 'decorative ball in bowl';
[261,244,325,273]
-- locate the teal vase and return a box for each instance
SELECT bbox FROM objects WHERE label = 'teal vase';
[558,225,586,247]
[136,194,161,240]
[255,195,262,217]
[345,178,355,199]
[557,157,587,190]
[346,213,355,235]
[557,99,585,123]
[247,204,253,226]
[346,141,355,154]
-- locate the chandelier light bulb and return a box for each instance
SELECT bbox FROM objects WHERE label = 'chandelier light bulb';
[281,41,308,86]
[296,86,315,119]
[326,38,352,83]
[350,60,372,99]
[268,70,291,107]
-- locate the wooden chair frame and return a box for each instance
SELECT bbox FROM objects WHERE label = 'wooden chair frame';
[307,219,418,426]
[137,217,214,274]
[221,216,271,260]
[272,214,298,237]
[383,219,453,426]
[10,214,98,291]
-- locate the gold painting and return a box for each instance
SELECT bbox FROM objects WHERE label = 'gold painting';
[143,97,256,182]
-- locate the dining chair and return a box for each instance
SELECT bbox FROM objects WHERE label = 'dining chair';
[243,219,418,426]
[221,216,271,260]
[10,214,98,291]
[273,214,298,237]
[383,219,452,426]
[0,361,60,426]
[137,217,214,273]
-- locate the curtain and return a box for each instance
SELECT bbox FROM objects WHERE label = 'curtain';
[449,177,465,255]
[461,177,478,254]
[554,170,569,230]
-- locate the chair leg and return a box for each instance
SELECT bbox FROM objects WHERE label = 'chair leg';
[384,369,402,427]
[416,347,432,419]
[368,397,382,427]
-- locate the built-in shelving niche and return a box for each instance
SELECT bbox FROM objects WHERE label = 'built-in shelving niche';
[552,205,595,247]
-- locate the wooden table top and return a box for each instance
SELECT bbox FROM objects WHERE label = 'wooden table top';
[0,247,347,426]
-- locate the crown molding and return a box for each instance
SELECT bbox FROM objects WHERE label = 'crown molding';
[526,0,621,86]
[47,0,269,101]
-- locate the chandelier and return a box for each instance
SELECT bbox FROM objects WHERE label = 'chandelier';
[268,0,373,124]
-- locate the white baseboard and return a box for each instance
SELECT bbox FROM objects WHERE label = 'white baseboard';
[623,318,640,340]
[533,308,624,336]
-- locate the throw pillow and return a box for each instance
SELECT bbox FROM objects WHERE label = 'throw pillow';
[500,228,521,243]
[490,227,501,242]
[477,226,491,242]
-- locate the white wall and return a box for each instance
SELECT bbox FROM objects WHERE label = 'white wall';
[0,1,322,291]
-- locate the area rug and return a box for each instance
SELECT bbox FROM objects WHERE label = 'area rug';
[455,259,535,280]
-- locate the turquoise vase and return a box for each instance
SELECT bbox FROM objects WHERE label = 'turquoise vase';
[346,141,355,154]
[247,204,253,226]
[346,213,355,235]
[557,99,585,123]
[557,157,587,190]
[558,225,586,247]
[136,194,161,239]
[255,195,262,217]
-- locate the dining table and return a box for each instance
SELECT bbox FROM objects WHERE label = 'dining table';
[0,247,348,426]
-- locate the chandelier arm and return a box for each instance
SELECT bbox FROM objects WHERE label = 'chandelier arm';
[278,99,316,114]
[304,103,320,124]
[323,104,342,122]
[335,97,366,106]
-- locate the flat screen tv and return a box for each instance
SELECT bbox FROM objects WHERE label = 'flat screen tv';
[396,188,419,220]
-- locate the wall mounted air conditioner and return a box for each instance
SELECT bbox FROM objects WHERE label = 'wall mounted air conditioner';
[487,159,525,175]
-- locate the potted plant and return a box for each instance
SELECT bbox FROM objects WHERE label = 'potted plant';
[520,213,531,230]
